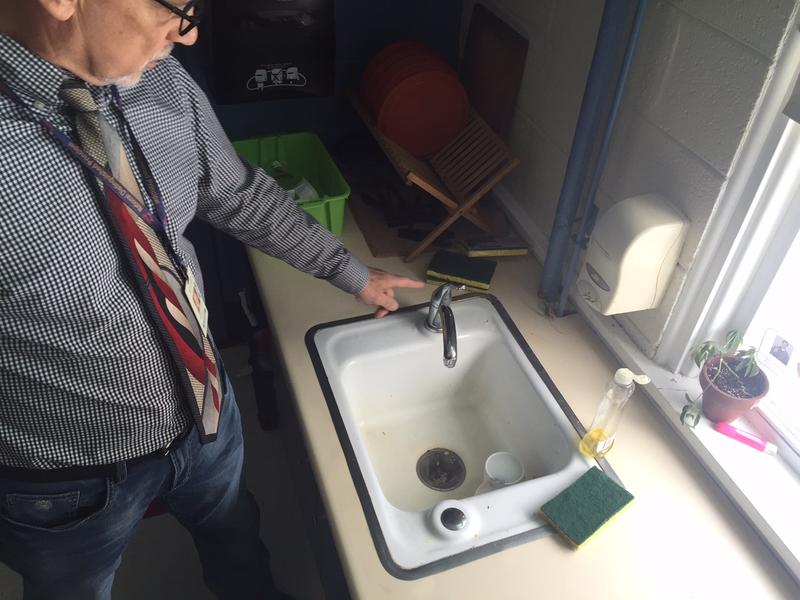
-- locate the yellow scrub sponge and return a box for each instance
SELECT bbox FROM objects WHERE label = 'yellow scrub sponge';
[425,250,496,290]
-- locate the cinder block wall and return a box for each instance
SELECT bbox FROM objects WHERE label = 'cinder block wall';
[463,0,797,357]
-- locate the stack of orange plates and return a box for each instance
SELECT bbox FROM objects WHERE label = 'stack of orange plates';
[360,41,469,158]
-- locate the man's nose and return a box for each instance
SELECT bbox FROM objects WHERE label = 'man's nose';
[168,25,198,46]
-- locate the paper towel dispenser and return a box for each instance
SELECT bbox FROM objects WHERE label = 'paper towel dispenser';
[576,194,687,315]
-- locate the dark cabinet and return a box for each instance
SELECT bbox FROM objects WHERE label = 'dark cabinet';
[275,366,352,600]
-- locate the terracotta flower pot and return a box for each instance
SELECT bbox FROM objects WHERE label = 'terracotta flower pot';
[699,357,769,423]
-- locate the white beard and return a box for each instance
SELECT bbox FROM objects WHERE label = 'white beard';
[102,44,174,88]
[104,71,145,88]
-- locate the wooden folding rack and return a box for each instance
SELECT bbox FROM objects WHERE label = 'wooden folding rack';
[351,94,519,262]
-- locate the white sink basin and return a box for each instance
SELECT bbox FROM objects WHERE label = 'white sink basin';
[307,294,616,578]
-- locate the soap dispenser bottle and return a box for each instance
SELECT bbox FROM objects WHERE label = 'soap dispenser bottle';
[579,368,650,459]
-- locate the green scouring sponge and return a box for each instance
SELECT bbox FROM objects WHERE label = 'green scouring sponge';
[426,250,497,291]
[539,467,633,548]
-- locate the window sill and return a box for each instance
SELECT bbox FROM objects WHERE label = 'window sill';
[572,293,800,584]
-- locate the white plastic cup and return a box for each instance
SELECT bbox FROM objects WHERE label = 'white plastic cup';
[474,451,524,495]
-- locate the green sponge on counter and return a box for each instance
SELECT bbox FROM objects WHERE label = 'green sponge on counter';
[539,467,633,548]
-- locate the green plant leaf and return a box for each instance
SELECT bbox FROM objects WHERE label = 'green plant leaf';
[733,360,747,377]
[681,402,701,428]
[725,330,743,353]
[693,342,720,367]
[732,347,760,379]
[743,360,760,378]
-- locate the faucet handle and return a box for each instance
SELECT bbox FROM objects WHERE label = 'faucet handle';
[430,282,466,304]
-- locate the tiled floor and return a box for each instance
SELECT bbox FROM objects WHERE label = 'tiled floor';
[0,347,325,600]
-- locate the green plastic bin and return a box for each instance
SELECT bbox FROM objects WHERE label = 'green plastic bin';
[232,133,350,237]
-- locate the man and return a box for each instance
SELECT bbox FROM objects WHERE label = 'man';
[770,338,791,366]
[0,1,423,598]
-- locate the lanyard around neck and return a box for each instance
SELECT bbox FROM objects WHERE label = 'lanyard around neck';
[0,77,170,238]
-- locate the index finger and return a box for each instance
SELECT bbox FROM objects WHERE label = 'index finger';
[385,275,425,289]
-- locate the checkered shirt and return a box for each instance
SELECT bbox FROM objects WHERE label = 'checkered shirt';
[0,35,369,469]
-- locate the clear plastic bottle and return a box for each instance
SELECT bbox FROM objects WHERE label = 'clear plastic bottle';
[579,368,650,459]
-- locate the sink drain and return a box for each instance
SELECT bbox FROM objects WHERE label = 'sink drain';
[416,448,466,491]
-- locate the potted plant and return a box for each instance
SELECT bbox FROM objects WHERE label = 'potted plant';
[682,330,769,425]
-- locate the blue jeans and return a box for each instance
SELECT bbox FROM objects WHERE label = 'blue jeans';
[0,379,281,599]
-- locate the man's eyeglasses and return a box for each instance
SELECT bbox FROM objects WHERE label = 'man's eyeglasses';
[151,0,203,36]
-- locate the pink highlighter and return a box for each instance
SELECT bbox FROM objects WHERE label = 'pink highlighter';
[713,422,778,455]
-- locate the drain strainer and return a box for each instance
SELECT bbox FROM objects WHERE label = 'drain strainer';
[416,448,466,491]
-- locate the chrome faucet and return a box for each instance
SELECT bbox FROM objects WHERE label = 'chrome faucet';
[424,283,464,368]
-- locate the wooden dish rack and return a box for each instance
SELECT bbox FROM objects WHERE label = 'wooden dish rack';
[351,93,519,262]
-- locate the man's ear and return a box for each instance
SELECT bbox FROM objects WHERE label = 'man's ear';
[37,0,78,22]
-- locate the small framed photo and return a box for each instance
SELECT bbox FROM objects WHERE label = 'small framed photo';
[759,329,794,371]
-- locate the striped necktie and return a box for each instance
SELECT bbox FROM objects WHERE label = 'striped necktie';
[60,80,222,440]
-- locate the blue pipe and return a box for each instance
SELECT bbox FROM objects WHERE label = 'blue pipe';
[556,0,649,317]
[538,0,648,306]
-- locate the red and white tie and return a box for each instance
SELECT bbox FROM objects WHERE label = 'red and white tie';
[61,80,221,439]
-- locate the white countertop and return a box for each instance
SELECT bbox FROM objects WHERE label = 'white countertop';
[247,210,799,599]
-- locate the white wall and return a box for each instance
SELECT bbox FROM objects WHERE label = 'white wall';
[463,0,798,357]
